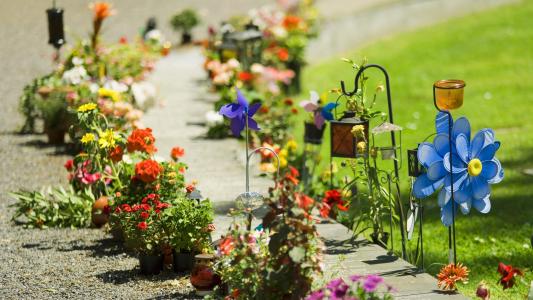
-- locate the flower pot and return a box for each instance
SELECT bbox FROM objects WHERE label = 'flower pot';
[139,254,163,275]
[190,254,220,296]
[304,122,325,145]
[181,32,192,45]
[173,249,195,272]
[45,127,66,145]
[91,196,109,228]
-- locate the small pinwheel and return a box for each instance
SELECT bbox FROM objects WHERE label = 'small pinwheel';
[300,90,338,129]
[219,88,261,137]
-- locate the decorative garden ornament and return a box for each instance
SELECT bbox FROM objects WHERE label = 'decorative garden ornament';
[300,90,338,130]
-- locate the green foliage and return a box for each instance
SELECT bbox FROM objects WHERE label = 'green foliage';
[170,9,200,33]
[10,186,94,229]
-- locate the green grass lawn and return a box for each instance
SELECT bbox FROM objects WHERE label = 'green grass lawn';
[296,1,533,298]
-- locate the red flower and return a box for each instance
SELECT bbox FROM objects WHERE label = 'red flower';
[319,203,331,218]
[179,166,186,174]
[170,146,185,161]
[296,193,314,211]
[186,184,195,193]
[127,128,157,154]
[132,204,141,212]
[119,36,127,44]
[498,262,524,289]
[141,203,151,211]
[137,221,148,231]
[64,159,74,171]
[291,107,298,114]
[284,98,294,106]
[109,146,123,162]
[322,189,349,214]
[121,204,132,213]
[140,211,150,219]
[238,71,253,82]
[91,2,114,21]
[259,106,270,114]
[135,159,162,183]
[277,48,289,61]
[282,15,301,29]
[219,237,234,256]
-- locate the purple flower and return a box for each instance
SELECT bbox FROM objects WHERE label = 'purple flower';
[326,278,349,299]
[362,275,384,293]
[349,275,362,282]
[306,290,325,300]
[219,88,261,137]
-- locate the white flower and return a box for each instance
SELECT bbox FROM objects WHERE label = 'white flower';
[226,58,240,70]
[71,56,84,66]
[251,63,265,74]
[205,110,224,127]
[145,29,164,42]
[213,72,231,85]
[270,25,287,39]
[103,80,128,93]
[131,81,157,107]
[62,66,88,85]
[89,83,99,93]
[122,154,133,164]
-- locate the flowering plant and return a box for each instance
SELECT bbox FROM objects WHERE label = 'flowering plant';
[497,262,524,290]
[307,275,394,300]
[437,263,469,291]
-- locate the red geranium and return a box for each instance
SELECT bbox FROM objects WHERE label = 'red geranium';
[170,146,185,161]
[135,159,162,183]
[127,128,157,154]
[498,262,524,289]
[64,159,74,171]
[238,71,254,82]
[109,146,124,162]
[137,221,148,231]
[140,211,150,219]
[277,48,289,61]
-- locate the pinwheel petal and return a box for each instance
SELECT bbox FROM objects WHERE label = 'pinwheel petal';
[438,188,450,207]
[230,116,245,137]
[413,173,445,199]
[443,152,467,173]
[444,171,468,192]
[487,158,504,184]
[436,112,452,135]
[314,113,325,129]
[481,160,498,180]
[418,142,442,168]
[471,176,490,200]
[434,134,450,157]
[427,160,447,181]
[441,200,454,227]
[473,194,491,213]
[236,88,248,108]
[322,102,338,114]
[220,103,244,119]
[301,101,319,112]
[309,90,320,104]
[453,117,471,142]
[321,110,334,121]
[477,143,497,161]
[248,102,262,116]
[454,185,472,204]
[459,200,471,215]
[455,133,470,164]
[470,129,495,158]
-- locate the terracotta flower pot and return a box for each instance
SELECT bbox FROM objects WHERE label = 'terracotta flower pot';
[139,254,163,275]
[91,196,109,228]
[173,249,195,272]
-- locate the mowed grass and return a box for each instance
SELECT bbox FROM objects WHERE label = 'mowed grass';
[295,1,533,298]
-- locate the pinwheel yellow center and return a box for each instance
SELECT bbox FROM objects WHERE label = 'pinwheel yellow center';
[468,158,482,176]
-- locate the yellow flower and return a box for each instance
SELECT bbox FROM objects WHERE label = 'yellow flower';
[286,139,297,152]
[77,103,97,112]
[98,129,116,149]
[81,133,95,144]
[357,141,367,153]
[260,163,277,173]
[98,88,120,102]
[351,125,365,139]
[279,157,288,168]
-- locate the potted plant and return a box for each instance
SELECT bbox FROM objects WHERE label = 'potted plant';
[164,196,213,272]
[299,90,338,145]
[170,9,200,45]
[38,89,73,144]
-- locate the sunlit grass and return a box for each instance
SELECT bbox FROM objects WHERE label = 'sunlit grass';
[294,1,533,298]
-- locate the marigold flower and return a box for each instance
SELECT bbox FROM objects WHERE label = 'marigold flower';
[135,159,162,183]
[77,102,97,112]
[127,128,157,154]
[81,133,95,144]
[437,263,469,291]
[170,146,185,161]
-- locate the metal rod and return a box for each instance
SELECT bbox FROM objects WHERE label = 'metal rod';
[340,64,407,259]
[433,86,457,265]
[419,198,424,271]
[388,173,394,252]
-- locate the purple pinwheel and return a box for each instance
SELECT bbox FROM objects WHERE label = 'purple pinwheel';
[219,88,261,137]
[413,112,504,226]
[300,90,338,129]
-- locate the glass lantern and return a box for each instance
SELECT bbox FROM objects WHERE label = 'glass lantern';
[226,22,263,70]
[330,111,369,158]
[434,79,466,110]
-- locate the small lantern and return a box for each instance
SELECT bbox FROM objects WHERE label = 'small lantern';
[407,148,421,177]
[227,22,263,70]
[434,79,466,110]
[187,189,204,202]
[46,5,65,49]
[330,111,369,158]
[142,17,157,40]
[371,122,403,160]
[217,30,238,63]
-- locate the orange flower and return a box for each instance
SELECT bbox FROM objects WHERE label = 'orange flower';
[127,128,157,154]
[282,15,301,30]
[277,48,289,61]
[437,263,469,291]
[90,2,114,21]
[219,236,234,256]
[170,146,185,161]
[238,71,254,82]
[135,160,162,183]
[109,146,123,162]
[296,193,314,211]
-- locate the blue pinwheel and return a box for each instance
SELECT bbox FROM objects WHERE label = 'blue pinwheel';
[300,90,338,129]
[219,88,261,137]
[413,112,504,226]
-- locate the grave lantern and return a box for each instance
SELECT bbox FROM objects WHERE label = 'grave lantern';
[227,22,263,70]
[46,2,65,50]
[330,111,369,158]
[371,122,403,160]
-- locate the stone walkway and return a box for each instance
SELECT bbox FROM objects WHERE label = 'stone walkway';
[143,48,466,299]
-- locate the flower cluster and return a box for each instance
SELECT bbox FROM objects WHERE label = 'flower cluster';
[320,189,349,218]
[437,263,469,291]
[307,275,393,300]
[127,128,157,154]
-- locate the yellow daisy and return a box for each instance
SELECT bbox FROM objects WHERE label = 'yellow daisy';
[98,129,116,149]
[80,133,95,144]
[98,88,120,102]
[77,103,97,113]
